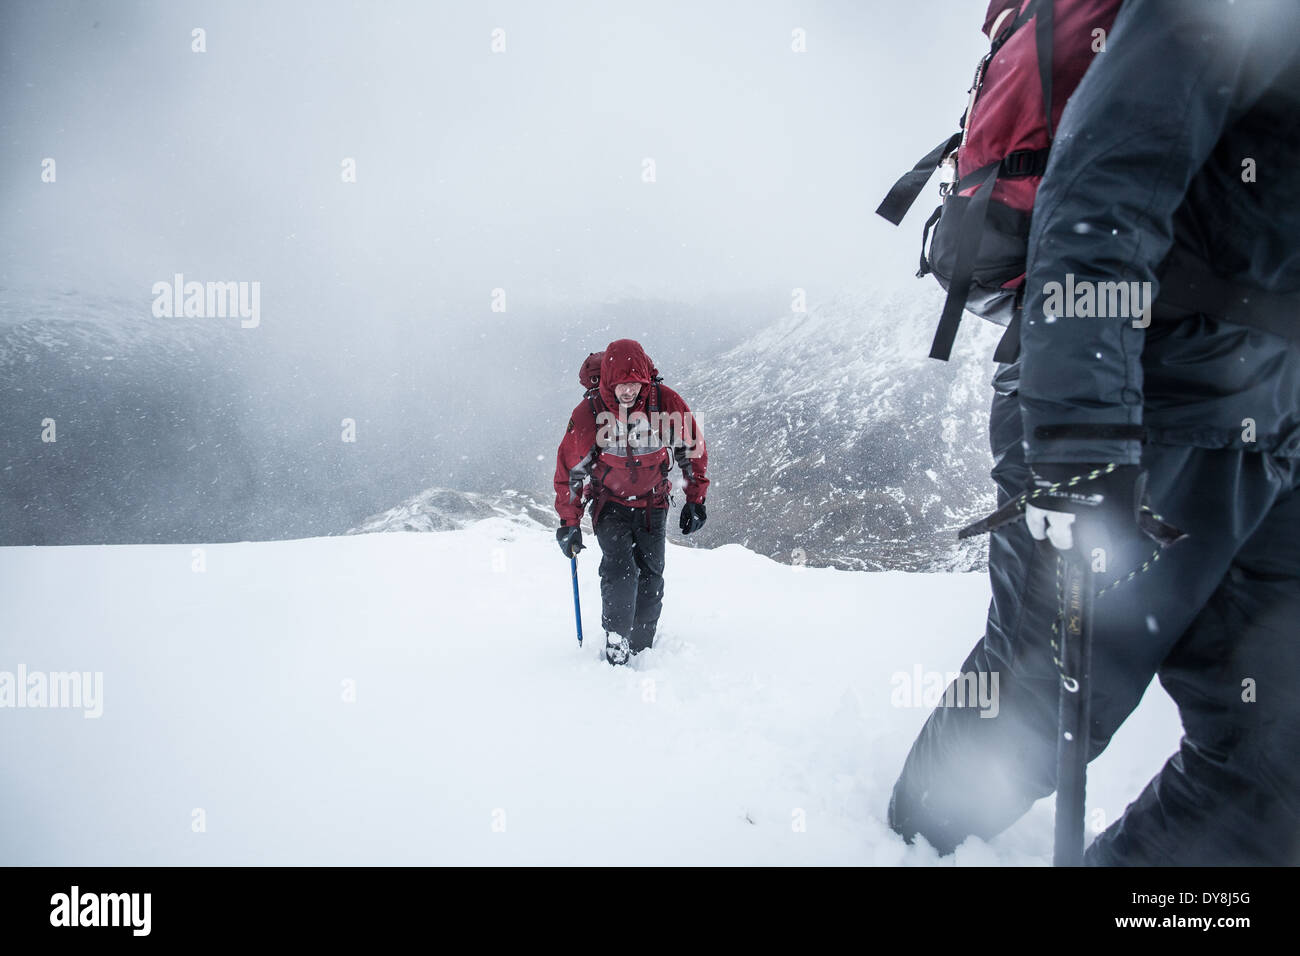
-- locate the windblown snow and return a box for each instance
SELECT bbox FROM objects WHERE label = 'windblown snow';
[0,514,1180,865]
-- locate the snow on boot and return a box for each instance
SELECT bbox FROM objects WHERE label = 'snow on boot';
[604,631,630,666]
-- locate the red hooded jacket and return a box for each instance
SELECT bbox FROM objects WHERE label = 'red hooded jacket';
[553,339,708,527]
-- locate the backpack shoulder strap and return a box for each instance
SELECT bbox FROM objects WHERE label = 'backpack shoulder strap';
[583,390,609,455]
[1035,0,1055,141]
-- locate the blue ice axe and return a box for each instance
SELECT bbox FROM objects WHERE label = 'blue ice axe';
[570,554,584,646]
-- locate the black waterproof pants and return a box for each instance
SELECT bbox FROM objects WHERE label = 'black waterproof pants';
[594,501,667,653]
[888,384,1300,865]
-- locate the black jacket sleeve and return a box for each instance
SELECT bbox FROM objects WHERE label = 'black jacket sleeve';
[1019,0,1300,465]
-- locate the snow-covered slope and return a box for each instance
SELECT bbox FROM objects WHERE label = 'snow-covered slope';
[677,287,1004,572]
[0,517,1180,865]
[349,487,553,534]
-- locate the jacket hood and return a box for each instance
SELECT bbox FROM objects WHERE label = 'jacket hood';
[598,339,658,410]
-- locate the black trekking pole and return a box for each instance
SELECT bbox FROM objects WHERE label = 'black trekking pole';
[1054,552,1093,866]
[959,490,1185,866]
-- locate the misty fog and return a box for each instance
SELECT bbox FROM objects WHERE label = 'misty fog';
[1,0,985,547]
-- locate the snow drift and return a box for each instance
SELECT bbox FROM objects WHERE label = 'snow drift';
[0,514,1180,865]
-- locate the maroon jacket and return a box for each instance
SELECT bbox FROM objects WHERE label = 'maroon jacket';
[553,339,708,527]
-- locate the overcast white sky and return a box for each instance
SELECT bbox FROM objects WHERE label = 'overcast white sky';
[1,0,985,328]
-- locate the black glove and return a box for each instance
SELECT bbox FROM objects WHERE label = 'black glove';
[679,501,707,535]
[1025,463,1147,559]
[556,525,584,558]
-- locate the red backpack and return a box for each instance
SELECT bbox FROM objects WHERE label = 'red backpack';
[579,351,604,393]
[877,0,1122,363]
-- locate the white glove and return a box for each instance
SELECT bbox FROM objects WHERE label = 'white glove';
[1025,503,1077,551]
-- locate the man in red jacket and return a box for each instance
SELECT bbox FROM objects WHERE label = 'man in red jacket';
[554,339,709,665]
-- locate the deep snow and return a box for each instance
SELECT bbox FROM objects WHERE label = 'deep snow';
[0,516,1181,865]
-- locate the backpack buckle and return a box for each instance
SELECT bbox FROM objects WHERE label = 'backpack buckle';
[1003,150,1034,175]
[1001,149,1047,178]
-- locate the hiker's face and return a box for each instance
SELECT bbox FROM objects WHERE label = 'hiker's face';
[614,382,641,406]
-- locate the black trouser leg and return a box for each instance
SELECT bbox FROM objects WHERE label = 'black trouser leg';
[629,507,667,652]
[596,503,638,639]
[1085,462,1300,865]
[888,386,1290,858]
[595,503,668,651]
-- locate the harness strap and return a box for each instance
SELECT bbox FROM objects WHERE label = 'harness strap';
[993,308,1022,364]
[930,162,1001,361]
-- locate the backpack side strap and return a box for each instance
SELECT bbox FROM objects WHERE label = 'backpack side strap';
[929,162,1002,360]
[876,132,963,226]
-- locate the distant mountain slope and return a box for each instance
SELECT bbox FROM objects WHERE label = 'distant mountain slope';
[3,285,1006,572]
[676,288,1004,571]
[349,487,552,534]
[0,288,764,547]
[0,291,264,544]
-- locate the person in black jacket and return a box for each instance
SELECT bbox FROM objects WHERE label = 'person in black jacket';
[889,0,1300,865]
